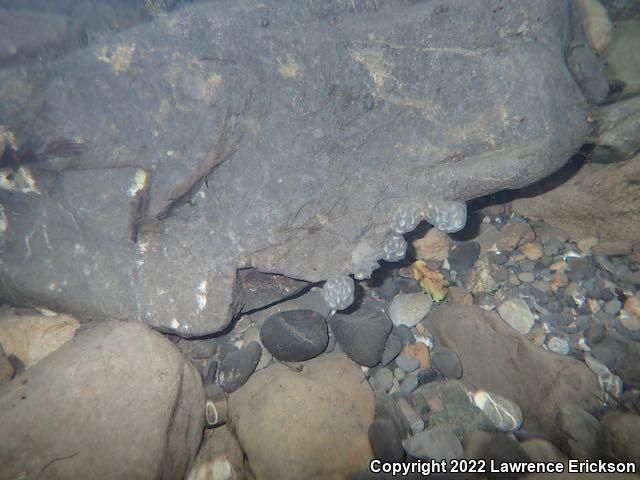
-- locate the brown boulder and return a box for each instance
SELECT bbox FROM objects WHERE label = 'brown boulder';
[229,353,374,480]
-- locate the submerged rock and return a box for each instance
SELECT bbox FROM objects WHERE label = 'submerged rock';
[0,320,204,479]
[229,353,374,479]
[0,0,592,336]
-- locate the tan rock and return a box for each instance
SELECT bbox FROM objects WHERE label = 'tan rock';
[448,286,473,306]
[229,353,374,480]
[511,154,640,244]
[577,236,598,253]
[412,228,450,262]
[403,342,431,370]
[497,221,535,252]
[576,0,613,54]
[519,242,543,261]
[0,310,80,367]
[549,260,568,272]
[550,271,568,291]
[624,294,640,317]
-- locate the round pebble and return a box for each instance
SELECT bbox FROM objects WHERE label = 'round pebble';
[417,368,440,385]
[389,293,432,328]
[395,354,420,373]
[396,325,416,345]
[603,299,622,315]
[518,272,535,283]
[331,306,393,367]
[217,341,262,393]
[403,427,463,461]
[260,309,328,362]
[547,336,571,355]
[400,374,419,394]
[491,252,509,265]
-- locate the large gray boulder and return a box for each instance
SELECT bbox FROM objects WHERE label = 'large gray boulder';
[0,320,205,480]
[0,0,592,336]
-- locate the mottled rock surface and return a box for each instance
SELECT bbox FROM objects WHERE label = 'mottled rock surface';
[0,0,592,335]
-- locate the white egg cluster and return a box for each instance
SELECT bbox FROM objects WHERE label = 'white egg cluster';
[424,200,467,233]
[390,206,422,234]
[321,275,355,311]
[383,234,407,262]
[350,241,384,280]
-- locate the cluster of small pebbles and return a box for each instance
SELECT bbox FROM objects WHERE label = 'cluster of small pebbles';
[171,207,639,468]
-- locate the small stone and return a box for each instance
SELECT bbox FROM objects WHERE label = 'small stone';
[463,431,532,466]
[448,241,481,274]
[412,227,450,262]
[517,271,534,283]
[467,255,498,295]
[395,354,420,373]
[490,252,509,265]
[497,221,535,252]
[491,266,509,282]
[447,286,473,305]
[603,299,622,315]
[592,241,633,257]
[331,306,392,367]
[497,299,535,334]
[577,237,599,254]
[218,341,261,393]
[241,326,272,371]
[587,298,601,314]
[532,280,551,293]
[374,394,413,439]
[395,325,416,345]
[586,319,606,343]
[619,310,640,332]
[260,310,328,362]
[389,293,432,328]
[549,260,567,271]
[394,367,407,382]
[526,324,546,347]
[624,294,640,317]
[547,336,571,355]
[431,347,462,379]
[520,242,543,261]
[369,419,405,462]
[550,271,568,291]
[374,368,394,393]
[396,397,424,434]
[473,390,523,432]
[400,374,419,394]
[403,342,431,370]
[403,427,463,461]
[474,293,497,311]
[380,332,403,366]
[417,368,440,385]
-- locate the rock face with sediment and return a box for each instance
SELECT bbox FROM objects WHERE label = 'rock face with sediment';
[0,320,205,480]
[0,0,592,336]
